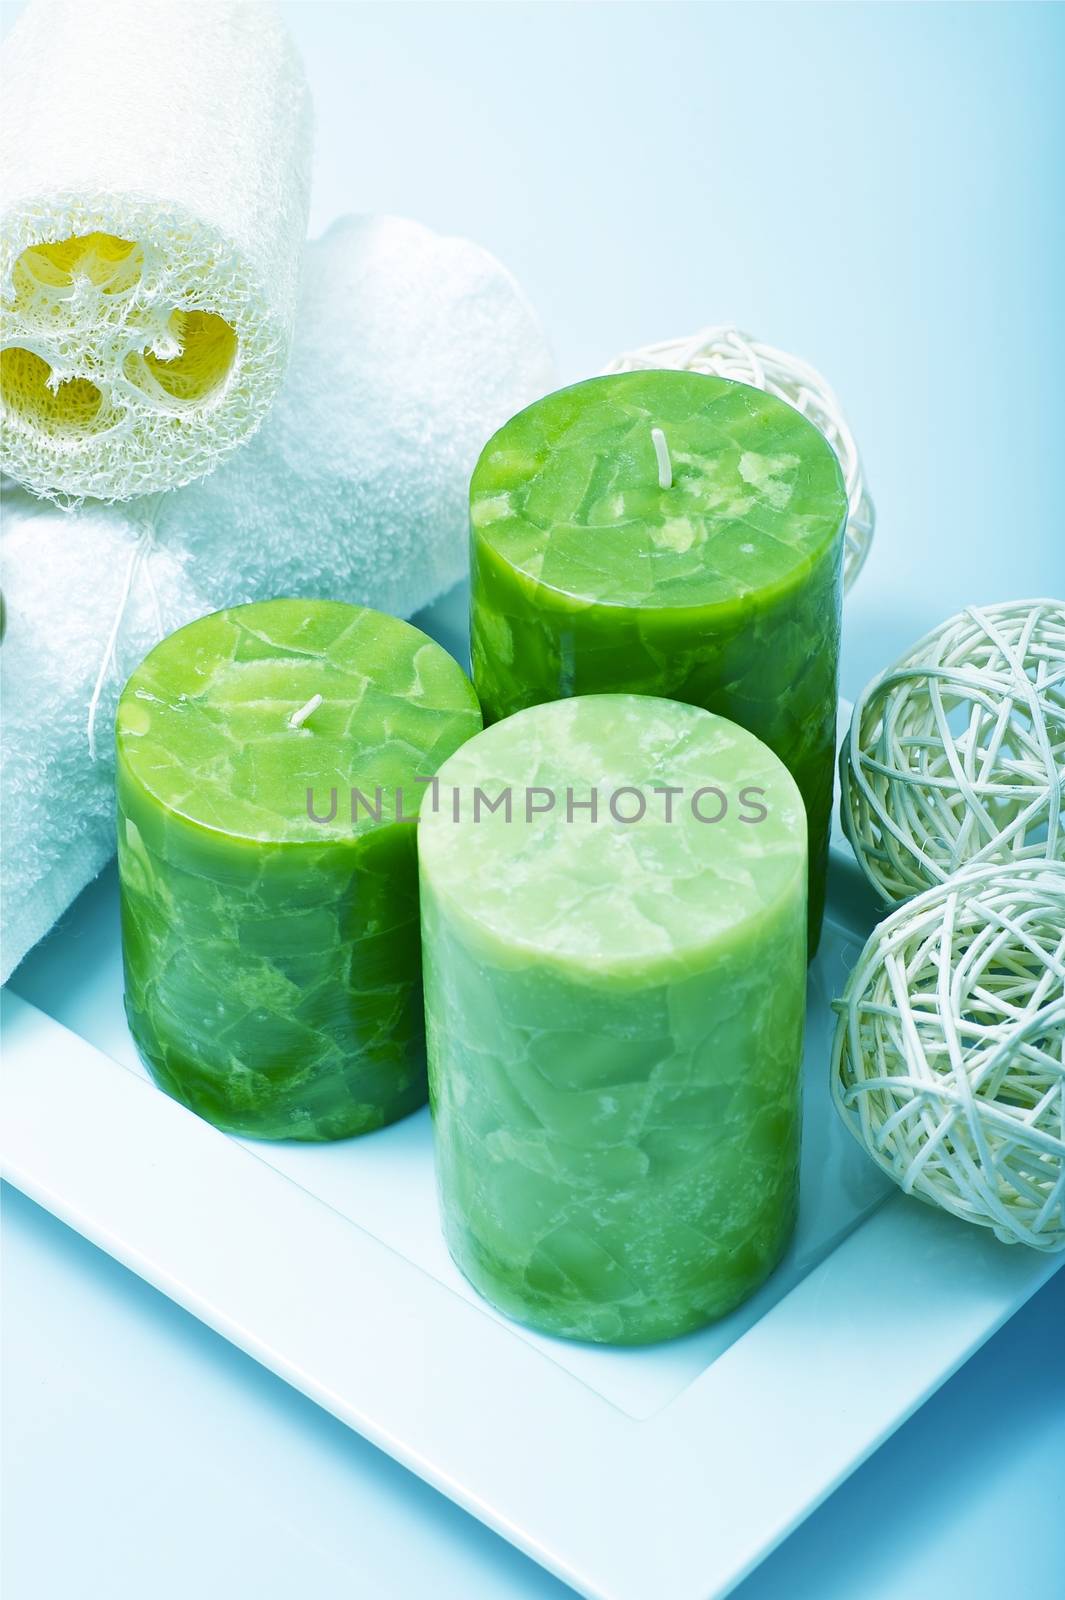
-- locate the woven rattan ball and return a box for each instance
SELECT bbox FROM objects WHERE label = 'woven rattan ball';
[603,325,874,592]
[832,862,1065,1251]
[841,599,1065,905]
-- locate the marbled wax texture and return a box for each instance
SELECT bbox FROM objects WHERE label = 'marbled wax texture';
[117,599,481,1140]
[419,694,808,1344]
[470,370,846,949]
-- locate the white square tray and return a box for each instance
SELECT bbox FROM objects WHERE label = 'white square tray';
[3,658,1060,1599]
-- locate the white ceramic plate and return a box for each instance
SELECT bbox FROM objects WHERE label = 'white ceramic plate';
[3,614,1060,1598]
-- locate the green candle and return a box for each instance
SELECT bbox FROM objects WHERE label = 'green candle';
[116,599,481,1140]
[469,370,847,950]
[419,694,807,1344]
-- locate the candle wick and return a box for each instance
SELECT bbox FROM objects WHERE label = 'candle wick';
[651,427,673,490]
[289,693,323,730]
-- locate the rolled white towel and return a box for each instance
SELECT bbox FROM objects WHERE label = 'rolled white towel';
[0,489,207,976]
[162,214,556,616]
[0,215,555,982]
[0,0,312,502]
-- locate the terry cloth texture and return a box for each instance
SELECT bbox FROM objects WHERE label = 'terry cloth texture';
[0,215,555,981]
[163,214,556,616]
[1,489,205,976]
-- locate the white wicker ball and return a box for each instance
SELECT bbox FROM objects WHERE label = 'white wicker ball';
[841,599,1065,905]
[832,862,1065,1251]
[603,325,874,592]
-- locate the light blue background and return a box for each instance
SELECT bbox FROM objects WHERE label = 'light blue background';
[3,3,1064,1598]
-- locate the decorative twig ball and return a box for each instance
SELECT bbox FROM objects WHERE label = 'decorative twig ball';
[603,325,874,592]
[840,599,1065,905]
[832,862,1065,1251]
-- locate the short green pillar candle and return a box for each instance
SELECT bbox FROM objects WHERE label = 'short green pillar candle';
[116,599,481,1140]
[469,370,847,950]
[419,694,807,1345]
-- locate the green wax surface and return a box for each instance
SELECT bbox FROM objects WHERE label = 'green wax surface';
[116,599,481,1140]
[469,370,847,949]
[419,695,807,1344]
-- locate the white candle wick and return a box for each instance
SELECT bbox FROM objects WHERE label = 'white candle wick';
[651,426,673,490]
[289,693,323,730]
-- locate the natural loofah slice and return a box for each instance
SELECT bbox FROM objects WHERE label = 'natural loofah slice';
[0,0,312,502]
[0,214,554,982]
[159,214,557,615]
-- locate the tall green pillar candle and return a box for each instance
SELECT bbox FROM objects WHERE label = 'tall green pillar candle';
[419,694,807,1345]
[116,599,481,1140]
[469,370,847,950]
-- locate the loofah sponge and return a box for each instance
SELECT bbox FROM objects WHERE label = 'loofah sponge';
[0,214,555,982]
[0,0,312,502]
[158,214,557,614]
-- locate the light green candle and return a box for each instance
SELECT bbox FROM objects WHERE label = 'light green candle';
[419,694,807,1344]
[469,370,847,951]
[116,599,481,1140]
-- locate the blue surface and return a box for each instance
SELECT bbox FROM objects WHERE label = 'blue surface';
[3,1187,1063,1599]
[3,2,1064,1597]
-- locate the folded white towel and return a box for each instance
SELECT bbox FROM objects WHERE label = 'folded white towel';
[0,0,312,502]
[0,215,554,982]
[160,214,555,617]
[1,492,207,976]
